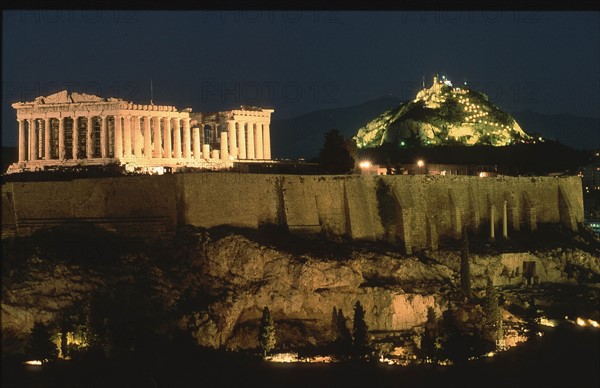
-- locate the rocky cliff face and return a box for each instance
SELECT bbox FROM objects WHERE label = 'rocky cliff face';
[2,227,599,354]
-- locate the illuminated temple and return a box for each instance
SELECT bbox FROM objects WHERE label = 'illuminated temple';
[8,90,273,173]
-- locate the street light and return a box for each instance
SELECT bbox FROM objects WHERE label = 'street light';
[416,160,425,168]
[359,161,372,169]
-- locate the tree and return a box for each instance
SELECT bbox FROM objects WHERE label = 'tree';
[331,308,353,359]
[419,307,441,362]
[352,301,369,350]
[27,321,58,360]
[318,129,355,174]
[460,225,472,300]
[330,307,339,342]
[258,307,276,357]
[336,309,352,345]
[483,279,503,346]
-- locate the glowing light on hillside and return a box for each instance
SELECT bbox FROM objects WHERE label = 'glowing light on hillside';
[24,360,43,365]
[589,319,599,328]
[266,353,299,363]
[539,317,557,327]
[576,317,587,326]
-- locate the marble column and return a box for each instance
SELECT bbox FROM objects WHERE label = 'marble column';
[58,117,66,160]
[255,122,264,159]
[238,122,246,159]
[100,116,107,158]
[37,120,43,159]
[134,116,143,157]
[227,120,237,158]
[220,131,228,160]
[143,116,152,158]
[29,119,38,160]
[163,117,172,158]
[114,115,123,158]
[183,118,191,159]
[199,125,205,148]
[153,116,162,158]
[86,117,93,158]
[72,117,79,159]
[202,144,210,159]
[18,119,26,162]
[490,204,495,240]
[502,200,508,239]
[263,123,271,160]
[123,115,132,157]
[44,118,51,160]
[173,118,182,158]
[247,122,255,159]
[192,126,201,160]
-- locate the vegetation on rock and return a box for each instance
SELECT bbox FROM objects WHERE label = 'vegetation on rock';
[354,76,532,149]
[318,129,356,174]
[258,306,276,356]
[352,301,369,354]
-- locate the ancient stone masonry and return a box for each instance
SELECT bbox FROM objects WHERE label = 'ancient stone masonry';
[1,174,584,250]
[8,91,274,173]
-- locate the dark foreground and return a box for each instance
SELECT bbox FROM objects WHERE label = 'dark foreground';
[3,324,599,388]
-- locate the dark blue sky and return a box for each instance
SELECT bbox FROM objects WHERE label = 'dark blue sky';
[2,10,599,146]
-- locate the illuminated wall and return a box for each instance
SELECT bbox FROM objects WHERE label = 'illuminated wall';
[2,174,584,251]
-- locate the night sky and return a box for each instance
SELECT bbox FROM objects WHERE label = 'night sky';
[2,10,599,146]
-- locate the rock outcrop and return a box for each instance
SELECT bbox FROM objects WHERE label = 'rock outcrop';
[2,228,599,353]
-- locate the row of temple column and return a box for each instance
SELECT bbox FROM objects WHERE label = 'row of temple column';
[17,115,271,162]
[223,119,271,160]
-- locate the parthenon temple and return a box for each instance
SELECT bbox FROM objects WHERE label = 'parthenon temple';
[8,90,273,173]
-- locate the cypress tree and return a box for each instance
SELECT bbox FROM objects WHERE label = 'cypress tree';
[336,309,352,345]
[483,279,503,345]
[318,129,355,174]
[258,307,276,357]
[352,301,369,349]
[27,321,58,360]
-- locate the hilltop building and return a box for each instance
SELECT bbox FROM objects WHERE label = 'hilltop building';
[8,90,273,173]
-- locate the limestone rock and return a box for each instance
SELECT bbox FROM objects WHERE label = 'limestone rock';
[2,230,599,352]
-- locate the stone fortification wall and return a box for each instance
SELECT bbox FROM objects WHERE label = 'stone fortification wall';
[1,174,583,250]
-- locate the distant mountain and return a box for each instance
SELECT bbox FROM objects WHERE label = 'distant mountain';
[511,111,599,151]
[271,96,599,159]
[270,96,402,159]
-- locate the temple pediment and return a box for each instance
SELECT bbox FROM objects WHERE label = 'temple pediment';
[31,90,122,104]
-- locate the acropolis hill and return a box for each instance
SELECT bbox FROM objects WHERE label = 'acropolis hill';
[1,172,596,356]
[2,88,585,250]
[1,90,596,366]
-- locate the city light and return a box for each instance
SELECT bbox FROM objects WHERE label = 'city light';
[359,161,372,169]
[416,160,425,168]
[539,317,557,327]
